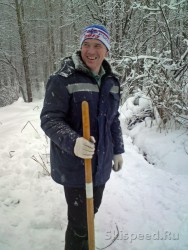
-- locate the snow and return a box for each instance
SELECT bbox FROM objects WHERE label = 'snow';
[0,98,188,250]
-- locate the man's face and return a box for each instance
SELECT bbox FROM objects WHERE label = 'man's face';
[81,39,108,74]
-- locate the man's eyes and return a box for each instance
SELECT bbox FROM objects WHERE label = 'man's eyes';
[83,43,89,47]
[83,43,102,48]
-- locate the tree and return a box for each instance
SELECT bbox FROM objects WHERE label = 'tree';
[0,0,187,129]
[14,0,32,102]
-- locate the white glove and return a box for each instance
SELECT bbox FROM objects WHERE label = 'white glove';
[112,154,123,172]
[74,137,95,159]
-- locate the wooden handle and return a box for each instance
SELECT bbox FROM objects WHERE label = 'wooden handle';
[82,101,90,141]
[82,101,95,250]
[82,101,92,183]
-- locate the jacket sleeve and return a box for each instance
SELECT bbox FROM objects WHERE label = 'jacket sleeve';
[40,75,79,155]
[111,110,125,155]
[110,81,125,155]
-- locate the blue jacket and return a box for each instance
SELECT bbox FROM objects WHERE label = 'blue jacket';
[40,51,124,187]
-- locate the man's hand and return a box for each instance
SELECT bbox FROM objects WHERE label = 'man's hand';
[112,154,123,171]
[74,137,95,159]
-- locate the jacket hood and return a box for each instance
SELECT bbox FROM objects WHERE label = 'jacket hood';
[56,51,119,79]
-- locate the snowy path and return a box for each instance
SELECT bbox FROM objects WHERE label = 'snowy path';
[96,135,188,250]
[0,99,188,250]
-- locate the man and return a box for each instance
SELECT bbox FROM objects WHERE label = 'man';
[40,24,125,250]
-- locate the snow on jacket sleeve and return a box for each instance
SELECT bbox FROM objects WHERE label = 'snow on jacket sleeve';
[111,109,125,155]
[40,75,79,155]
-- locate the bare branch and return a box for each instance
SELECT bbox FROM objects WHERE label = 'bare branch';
[31,154,50,176]
[0,2,15,10]
[21,121,40,136]
[184,144,188,155]
[158,3,174,59]
[0,52,27,102]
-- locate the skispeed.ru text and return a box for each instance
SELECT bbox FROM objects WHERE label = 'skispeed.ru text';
[105,230,179,243]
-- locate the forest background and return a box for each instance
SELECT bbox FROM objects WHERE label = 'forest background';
[0,0,187,129]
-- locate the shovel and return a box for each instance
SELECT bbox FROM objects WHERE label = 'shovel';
[82,101,95,250]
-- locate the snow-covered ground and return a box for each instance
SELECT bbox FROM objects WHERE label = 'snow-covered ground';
[0,98,188,250]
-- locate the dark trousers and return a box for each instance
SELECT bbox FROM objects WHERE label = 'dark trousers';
[64,185,105,250]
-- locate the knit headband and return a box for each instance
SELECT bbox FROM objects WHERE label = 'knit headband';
[80,24,110,51]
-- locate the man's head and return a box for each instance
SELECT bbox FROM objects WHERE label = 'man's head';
[80,25,110,74]
[80,24,110,51]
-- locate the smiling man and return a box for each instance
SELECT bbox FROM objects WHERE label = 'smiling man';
[40,24,125,250]
[81,39,108,74]
[80,26,109,74]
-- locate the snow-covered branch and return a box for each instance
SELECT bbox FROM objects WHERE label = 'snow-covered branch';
[0,2,15,10]
[135,0,187,12]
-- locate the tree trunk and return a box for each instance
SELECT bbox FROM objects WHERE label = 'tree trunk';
[44,0,56,73]
[15,0,32,102]
[114,0,122,59]
[60,0,64,58]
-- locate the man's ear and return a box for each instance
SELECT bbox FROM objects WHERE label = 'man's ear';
[105,50,109,57]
